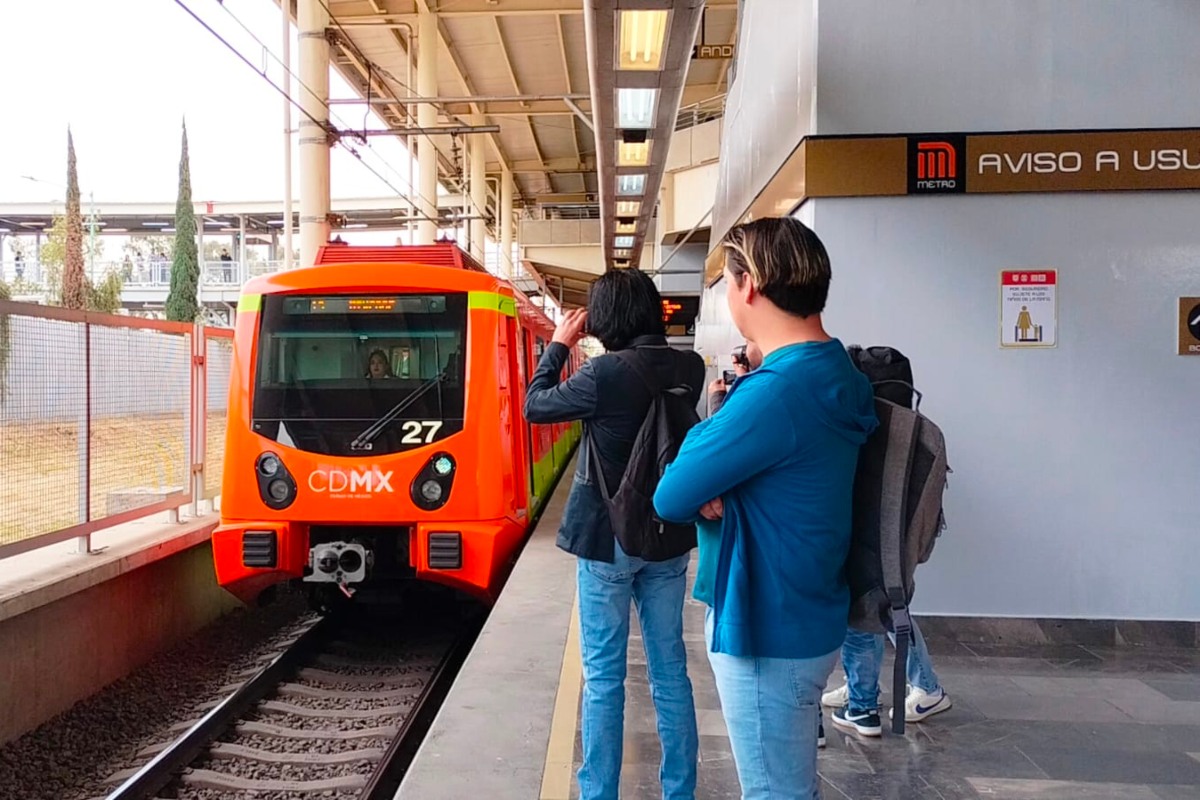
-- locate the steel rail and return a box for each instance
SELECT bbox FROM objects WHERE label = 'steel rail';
[104,616,331,800]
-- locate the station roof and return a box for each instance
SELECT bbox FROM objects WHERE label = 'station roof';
[315,0,736,269]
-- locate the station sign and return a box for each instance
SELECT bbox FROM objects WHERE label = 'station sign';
[799,128,1200,199]
[661,295,699,336]
[692,44,734,60]
[1179,297,1200,356]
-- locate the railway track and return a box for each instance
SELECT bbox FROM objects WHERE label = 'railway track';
[99,605,478,800]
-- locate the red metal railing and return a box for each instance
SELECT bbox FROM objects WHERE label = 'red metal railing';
[0,300,233,559]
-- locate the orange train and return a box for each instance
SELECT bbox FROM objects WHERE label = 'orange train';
[212,243,581,607]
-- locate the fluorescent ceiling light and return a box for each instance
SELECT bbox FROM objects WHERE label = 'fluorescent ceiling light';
[618,141,650,166]
[614,235,635,249]
[616,200,641,216]
[618,10,668,71]
[204,219,226,226]
[143,221,169,227]
[618,88,658,129]
[617,174,646,196]
[105,228,128,233]
[345,223,368,229]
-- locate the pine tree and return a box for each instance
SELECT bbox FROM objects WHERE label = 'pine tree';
[165,120,200,322]
[61,128,87,310]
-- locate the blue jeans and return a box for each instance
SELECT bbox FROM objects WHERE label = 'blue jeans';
[843,618,940,711]
[576,542,698,800]
[705,608,837,800]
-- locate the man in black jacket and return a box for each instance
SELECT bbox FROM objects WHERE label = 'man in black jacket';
[525,269,704,800]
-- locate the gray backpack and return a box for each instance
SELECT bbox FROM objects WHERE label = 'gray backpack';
[846,346,950,733]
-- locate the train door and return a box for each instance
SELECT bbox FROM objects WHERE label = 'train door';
[506,317,527,518]
[522,329,537,506]
[496,318,517,513]
[534,336,553,492]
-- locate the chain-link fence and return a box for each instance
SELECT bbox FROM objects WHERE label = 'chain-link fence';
[0,300,232,558]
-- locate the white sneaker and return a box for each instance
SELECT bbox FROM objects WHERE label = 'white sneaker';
[821,681,885,709]
[821,683,849,708]
[888,686,952,722]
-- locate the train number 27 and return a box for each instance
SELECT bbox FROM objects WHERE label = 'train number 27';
[400,420,444,444]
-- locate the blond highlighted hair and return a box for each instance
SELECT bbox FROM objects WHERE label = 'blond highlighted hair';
[721,217,831,318]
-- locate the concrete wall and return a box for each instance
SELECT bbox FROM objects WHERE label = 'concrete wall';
[815,0,1200,134]
[814,193,1200,620]
[697,1,1200,620]
[0,316,230,421]
[710,0,817,244]
[0,532,240,744]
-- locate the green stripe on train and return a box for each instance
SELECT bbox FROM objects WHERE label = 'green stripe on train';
[468,291,516,317]
[237,293,262,312]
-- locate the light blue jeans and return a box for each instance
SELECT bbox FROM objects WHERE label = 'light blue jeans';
[705,608,837,800]
[576,541,698,800]
[843,618,940,711]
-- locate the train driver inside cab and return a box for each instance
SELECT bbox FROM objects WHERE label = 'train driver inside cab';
[366,349,394,379]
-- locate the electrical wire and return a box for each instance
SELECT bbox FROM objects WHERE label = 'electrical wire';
[175,0,444,215]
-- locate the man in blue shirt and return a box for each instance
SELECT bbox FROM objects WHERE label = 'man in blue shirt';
[655,217,878,799]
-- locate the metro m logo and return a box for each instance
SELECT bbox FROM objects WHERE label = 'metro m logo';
[907,135,967,194]
[917,142,957,180]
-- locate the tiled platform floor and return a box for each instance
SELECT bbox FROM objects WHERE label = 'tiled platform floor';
[570,586,1200,798]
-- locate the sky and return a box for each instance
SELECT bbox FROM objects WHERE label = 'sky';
[0,0,419,208]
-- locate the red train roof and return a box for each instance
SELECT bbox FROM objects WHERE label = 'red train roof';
[313,242,487,272]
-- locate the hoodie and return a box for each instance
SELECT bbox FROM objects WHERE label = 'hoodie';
[654,338,878,659]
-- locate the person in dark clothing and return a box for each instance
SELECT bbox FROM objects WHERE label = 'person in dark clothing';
[524,269,704,800]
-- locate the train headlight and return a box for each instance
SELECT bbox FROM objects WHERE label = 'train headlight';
[411,451,455,511]
[255,452,296,510]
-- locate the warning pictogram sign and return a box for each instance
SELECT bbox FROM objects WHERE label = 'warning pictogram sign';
[1179,297,1200,356]
[1001,270,1057,349]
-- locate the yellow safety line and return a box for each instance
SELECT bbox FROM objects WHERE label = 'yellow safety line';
[539,591,582,800]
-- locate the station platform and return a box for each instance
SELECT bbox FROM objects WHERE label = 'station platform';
[401,462,1200,800]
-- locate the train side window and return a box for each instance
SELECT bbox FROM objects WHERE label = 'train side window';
[534,337,546,359]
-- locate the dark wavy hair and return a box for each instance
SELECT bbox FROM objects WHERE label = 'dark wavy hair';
[586,269,665,352]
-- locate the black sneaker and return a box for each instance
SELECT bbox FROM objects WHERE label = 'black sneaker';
[818,718,826,749]
[831,705,882,737]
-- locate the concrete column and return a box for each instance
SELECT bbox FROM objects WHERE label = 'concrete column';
[238,214,247,282]
[469,115,487,262]
[298,0,331,266]
[415,6,439,245]
[500,167,514,279]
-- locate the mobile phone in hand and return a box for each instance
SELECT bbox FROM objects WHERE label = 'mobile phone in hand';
[722,370,738,386]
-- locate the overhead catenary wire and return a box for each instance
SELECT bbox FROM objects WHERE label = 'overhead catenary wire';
[174,0,444,221]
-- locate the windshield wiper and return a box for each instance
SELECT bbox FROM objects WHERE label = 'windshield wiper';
[349,374,445,451]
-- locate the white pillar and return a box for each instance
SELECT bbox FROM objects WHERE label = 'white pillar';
[282,0,294,270]
[238,213,247,282]
[500,167,514,279]
[469,115,487,262]
[298,0,331,266]
[416,6,439,245]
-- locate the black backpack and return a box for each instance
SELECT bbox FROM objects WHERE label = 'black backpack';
[845,345,951,734]
[588,350,700,561]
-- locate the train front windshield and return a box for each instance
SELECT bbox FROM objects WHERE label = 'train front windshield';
[251,293,467,457]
